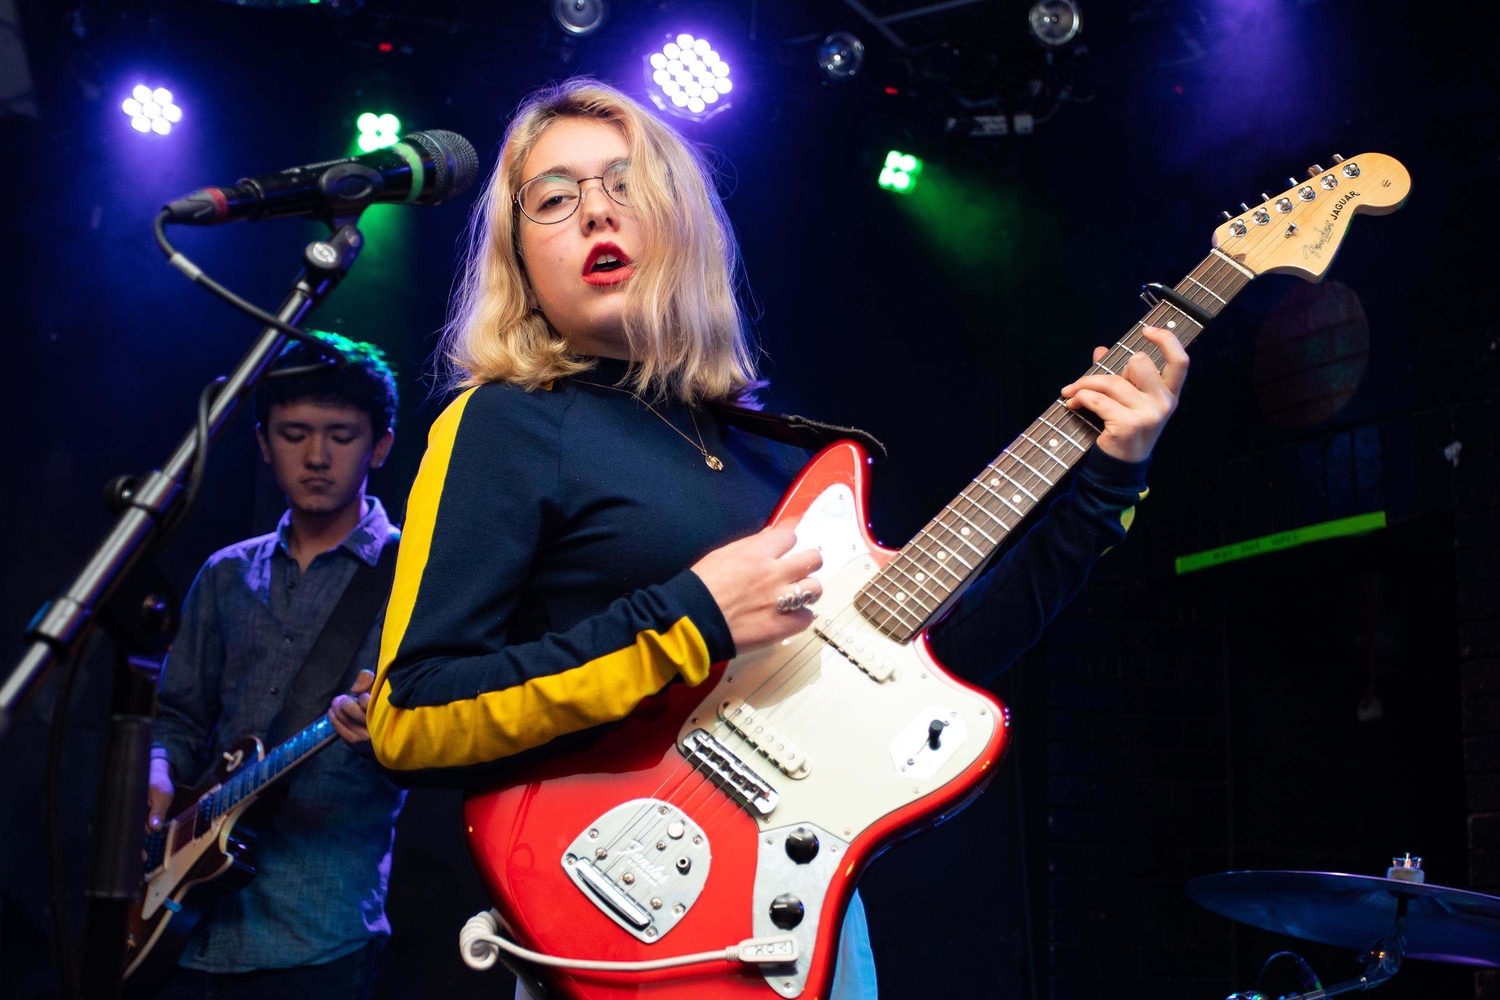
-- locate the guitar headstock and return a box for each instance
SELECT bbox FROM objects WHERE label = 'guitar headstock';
[1212,153,1410,281]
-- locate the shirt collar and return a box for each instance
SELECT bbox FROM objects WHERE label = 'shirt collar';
[274,496,394,568]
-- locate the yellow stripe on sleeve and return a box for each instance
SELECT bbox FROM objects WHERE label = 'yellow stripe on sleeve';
[370,616,712,771]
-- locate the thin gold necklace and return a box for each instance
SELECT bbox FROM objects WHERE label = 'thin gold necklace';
[594,382,724,471]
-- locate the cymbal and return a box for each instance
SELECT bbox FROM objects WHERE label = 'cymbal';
[1187,871,1500,967]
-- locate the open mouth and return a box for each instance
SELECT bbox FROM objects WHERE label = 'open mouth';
[583,242,634,280]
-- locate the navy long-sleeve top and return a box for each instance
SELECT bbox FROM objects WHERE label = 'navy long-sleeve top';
[369,357,1150,776]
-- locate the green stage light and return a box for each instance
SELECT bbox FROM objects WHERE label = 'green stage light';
[357,112,401,152]
[879,150,921,193]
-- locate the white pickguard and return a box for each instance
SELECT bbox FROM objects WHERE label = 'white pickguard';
[679,483,997,841]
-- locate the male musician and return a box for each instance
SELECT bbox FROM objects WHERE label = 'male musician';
[145,334,405,999]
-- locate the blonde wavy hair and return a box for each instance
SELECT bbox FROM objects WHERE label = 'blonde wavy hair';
[439,78,762,404]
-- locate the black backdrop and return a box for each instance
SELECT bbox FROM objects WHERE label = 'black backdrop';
[2,0,1496,997]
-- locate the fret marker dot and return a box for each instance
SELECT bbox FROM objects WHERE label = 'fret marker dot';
[960,526,971,536]
[1048,439,1060,449]
[990,476,1000,486]
[1012,494,1022,504]
[936,550,947,560]
[914,572,926,583]
[895,592,907,602]
[1166,320,1177,329]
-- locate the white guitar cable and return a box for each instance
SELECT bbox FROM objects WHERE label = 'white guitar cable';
[460,909,799,972]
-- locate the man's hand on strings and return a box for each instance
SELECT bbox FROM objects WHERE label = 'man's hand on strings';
[1060,325,1189,463]
[329,669,375,745]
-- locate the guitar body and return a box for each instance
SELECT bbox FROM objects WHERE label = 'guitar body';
[123,736,264,988]
[464,442,1011,999]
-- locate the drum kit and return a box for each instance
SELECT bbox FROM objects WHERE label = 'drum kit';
[1189,854,1500,999]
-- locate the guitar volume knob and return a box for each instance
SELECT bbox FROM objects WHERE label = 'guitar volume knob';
[785,827,820,864]
[770,893,805,929]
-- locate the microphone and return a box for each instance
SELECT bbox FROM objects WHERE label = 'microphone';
[163,130,480,225]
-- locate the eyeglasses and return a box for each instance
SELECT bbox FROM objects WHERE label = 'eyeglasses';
[515,162,633,224]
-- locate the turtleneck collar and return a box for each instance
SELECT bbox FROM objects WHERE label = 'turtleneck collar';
[569,355,636,388]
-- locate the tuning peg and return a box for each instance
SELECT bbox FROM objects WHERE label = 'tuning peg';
[1331,153,1345,163]
[1261,193,1272,202]
[1239,203,1251,213]
[1219,210,1233,222]
[1287,177,1299,188]
[1307,164,1323,176]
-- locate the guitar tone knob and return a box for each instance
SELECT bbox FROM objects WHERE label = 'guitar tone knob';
[785,827,820,865]
[770,893,805,929]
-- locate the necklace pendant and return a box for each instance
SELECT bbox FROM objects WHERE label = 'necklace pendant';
[705,454,724,472]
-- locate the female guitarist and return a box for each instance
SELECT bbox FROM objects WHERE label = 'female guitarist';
[367,78,1188,999]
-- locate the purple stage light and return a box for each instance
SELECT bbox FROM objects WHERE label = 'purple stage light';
[644,32,731,122]
[121,84,182,135]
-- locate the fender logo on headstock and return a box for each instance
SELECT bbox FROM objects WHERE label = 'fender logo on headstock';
[1303,190,1361,259]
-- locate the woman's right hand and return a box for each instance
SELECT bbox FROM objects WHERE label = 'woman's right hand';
[690,525,823,653]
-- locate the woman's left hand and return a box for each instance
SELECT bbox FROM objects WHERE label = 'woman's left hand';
[1060,325,1189,463]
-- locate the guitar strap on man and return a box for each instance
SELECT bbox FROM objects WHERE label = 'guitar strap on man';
[705,402,888,462]
[264,536,400,746]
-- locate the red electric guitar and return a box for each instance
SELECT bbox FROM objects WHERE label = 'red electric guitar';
[461,154,1411,998]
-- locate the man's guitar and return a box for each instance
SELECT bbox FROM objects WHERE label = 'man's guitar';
[459,154,1411,998]
[123,714,339,983]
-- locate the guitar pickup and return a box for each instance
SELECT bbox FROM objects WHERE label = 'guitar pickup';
[718,698,811,779]
[813,622,896,682]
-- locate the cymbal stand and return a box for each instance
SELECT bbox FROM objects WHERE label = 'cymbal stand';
[1226,898,1408,1000]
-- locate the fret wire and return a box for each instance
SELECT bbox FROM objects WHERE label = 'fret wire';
[1003,447,1057,487]
[884,558,949,608]
[1014,425,1074,464]
[972,474,1030,520]
[864,570,924,617]
[903,532,972,583]
[958,474,1021,518]
[1017,429,1076,469]
[1039,409,1091,451]
[910,527,976,571]
[949,497,1003,544]
[1182,274,1227,305]
[992,466,1040,504]
[856,587,911,630]
[1058,400,1104,433]
[933,506,993,556]
[854,593,897,631]
[862,580,924,631]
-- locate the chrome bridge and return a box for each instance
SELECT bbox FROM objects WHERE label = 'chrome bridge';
[561,798,711,944]
[680,727,780,816]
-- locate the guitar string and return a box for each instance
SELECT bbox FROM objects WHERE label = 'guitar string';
[597,250,1242,863]
[594,250,1245,872]
[600,250,1247,865]
[724,251,1242,760]
[591,250,1249,877]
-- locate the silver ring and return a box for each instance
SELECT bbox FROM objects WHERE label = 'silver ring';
[776,585,807,613]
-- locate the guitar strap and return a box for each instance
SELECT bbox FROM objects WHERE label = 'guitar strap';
[264,535,400,747]
[704,402,888,462]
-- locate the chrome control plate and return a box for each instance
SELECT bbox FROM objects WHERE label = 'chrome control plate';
[561,798,710,944]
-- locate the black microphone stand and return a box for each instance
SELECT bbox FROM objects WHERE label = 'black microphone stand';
[1,219,367,1000]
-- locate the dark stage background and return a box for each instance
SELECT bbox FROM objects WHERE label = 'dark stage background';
[2,0,1497,998]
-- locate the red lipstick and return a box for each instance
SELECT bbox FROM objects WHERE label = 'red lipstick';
[581,242,635,286]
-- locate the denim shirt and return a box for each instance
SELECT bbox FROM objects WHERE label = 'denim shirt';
[152,497,407,973]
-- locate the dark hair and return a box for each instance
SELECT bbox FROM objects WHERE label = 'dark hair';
[253,332,399,437]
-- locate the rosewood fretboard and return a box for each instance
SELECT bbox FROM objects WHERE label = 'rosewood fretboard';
[854,248,1254,642]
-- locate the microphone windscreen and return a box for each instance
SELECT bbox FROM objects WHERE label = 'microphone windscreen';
[404,131,480,203]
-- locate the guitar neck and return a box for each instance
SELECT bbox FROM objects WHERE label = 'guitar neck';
[855,249,1255,643]
[201,715,339,822]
